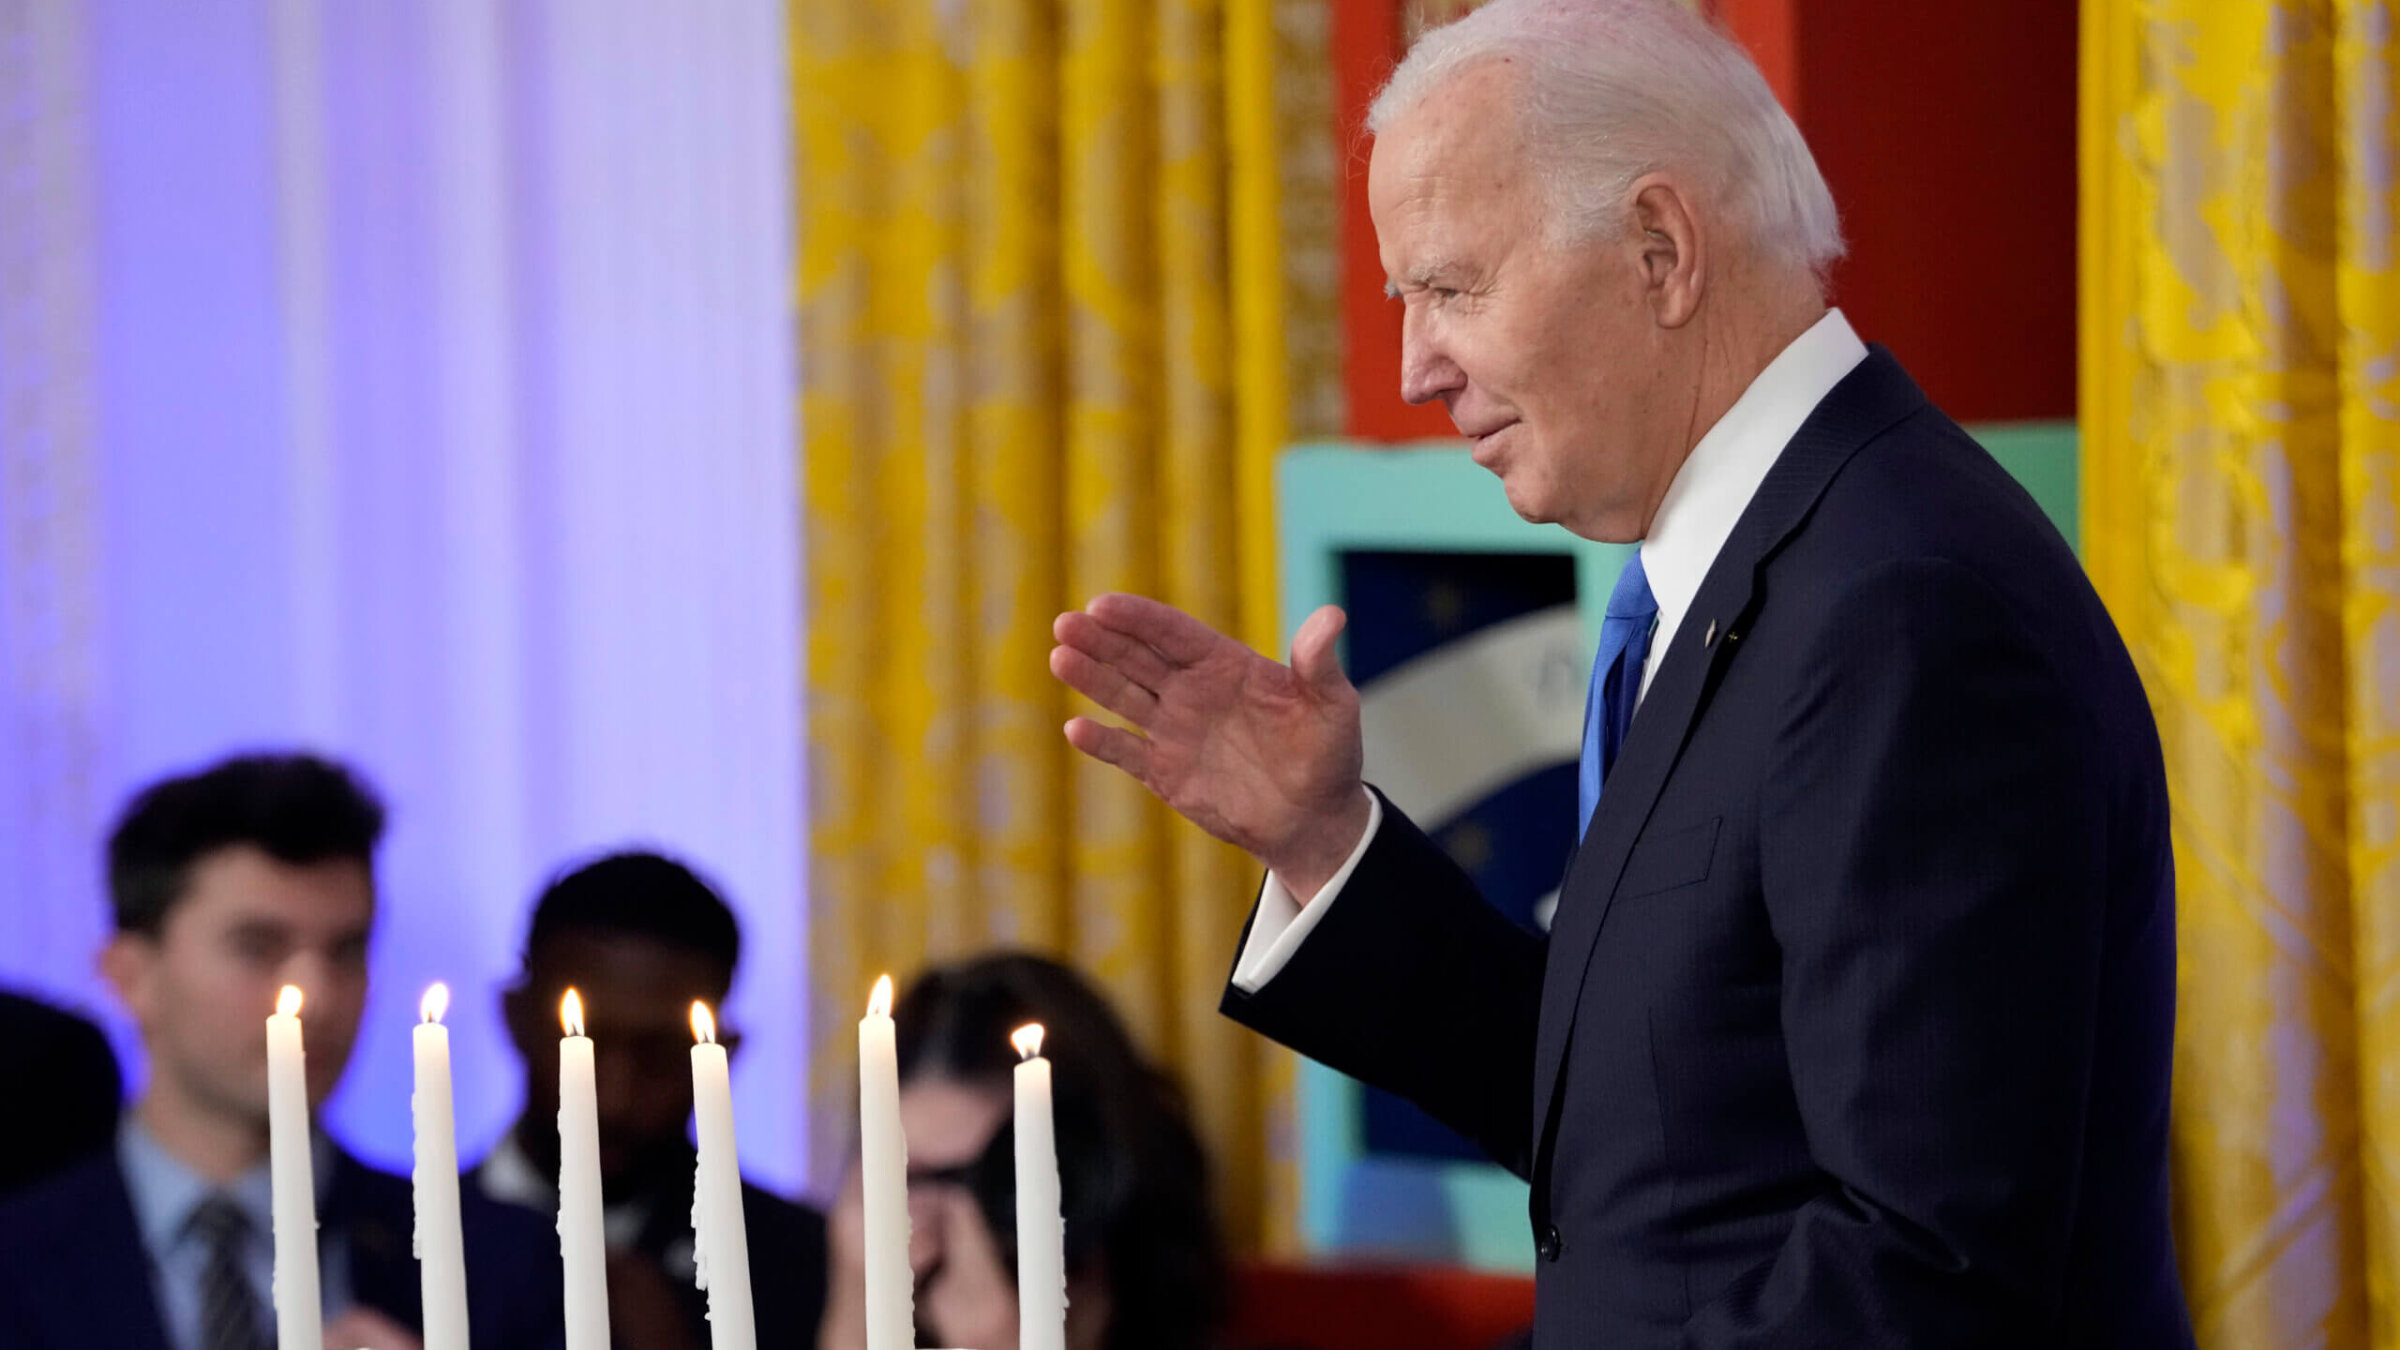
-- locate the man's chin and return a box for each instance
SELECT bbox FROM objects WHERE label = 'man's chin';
[1496,475,1558,527]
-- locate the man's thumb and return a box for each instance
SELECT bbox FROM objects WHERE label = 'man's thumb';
[1290,605,1351,693]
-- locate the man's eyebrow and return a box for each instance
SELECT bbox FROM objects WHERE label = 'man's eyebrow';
[1384,259,1461,299]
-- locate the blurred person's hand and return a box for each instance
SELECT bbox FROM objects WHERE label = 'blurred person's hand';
[1052,596,1369,900]
[919,1186,1017,1350]
[824,1161,947,1350]
[324,1307,423,1350]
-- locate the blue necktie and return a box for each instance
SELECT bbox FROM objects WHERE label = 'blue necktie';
[1577,553,1658,838]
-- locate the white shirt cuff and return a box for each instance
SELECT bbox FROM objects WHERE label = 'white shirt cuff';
[1230,787,1384,993]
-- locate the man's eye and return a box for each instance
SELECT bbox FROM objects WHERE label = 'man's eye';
[230,931,283,963]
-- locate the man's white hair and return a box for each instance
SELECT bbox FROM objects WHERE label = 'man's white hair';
[1368,0,1844,279]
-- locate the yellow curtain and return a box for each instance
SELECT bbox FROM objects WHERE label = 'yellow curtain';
[792,0,1335,1253]
[2081,2,2398,1346]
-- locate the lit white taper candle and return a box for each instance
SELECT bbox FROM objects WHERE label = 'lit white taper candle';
[558,990,611,1350]
[1012,1024,1065,1350]
[413,983,470,1350]
[859,975,911,1350]
[689,1001,756,1350]
[267,984,323,1350]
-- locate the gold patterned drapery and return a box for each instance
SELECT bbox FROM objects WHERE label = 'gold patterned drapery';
[2081,3,2399,1346]
[792,0,1336,1252]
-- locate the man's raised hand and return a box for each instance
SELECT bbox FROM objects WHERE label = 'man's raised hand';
[1050,595,1371,900]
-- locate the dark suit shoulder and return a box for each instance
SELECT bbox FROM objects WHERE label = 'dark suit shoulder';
[0,1152,170,1350]
[740,1181,827,1250]
[325,1149,554,1244]
[741,1184,830,1335]
[1773,406,2149,717]
[326,1149,566,1350]
[0,1149,133,1243]
[463,1177,563,1249]
[327,1147,412,1207]
[1794,406,2079,586]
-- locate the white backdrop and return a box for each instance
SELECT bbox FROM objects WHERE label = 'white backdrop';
[0,0,811,1192]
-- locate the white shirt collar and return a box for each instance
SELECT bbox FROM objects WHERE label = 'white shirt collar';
[1637,308,1867,695]
[117,1115,314,1255]
[478,1129,648,1251]
[475,1130,556,1211]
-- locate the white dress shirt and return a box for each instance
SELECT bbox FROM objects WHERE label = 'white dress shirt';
[118,1119,353,1350]
[1232,309,1869,992]
[478,1130,651,1254]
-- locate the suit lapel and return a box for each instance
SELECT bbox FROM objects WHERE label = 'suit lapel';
[1528,349,1929,1163]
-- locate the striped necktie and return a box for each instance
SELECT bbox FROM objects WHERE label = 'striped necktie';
[188,1194,268,1350]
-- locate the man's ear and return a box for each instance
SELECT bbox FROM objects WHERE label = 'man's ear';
[1630,175,1705,328]
[99,932,157,1028]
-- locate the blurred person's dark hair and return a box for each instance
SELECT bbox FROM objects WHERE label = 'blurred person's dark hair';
[0,991,122,1196]
[519,851,741,985]
[495,850,828,1350]
[106,752,386,935]
[894,951,1230,1350]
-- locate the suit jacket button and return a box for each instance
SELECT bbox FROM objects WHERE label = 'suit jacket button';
[1537,1225,1562,1261]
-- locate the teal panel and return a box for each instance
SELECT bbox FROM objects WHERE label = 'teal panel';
[1277,443,1582,1273]
[1269,421,2078,1272]
[1276,443,1633,655]
[1970,422,2080,554]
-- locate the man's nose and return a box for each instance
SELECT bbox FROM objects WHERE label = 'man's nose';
[277,950,337,1003]
[1397,305,1464,407]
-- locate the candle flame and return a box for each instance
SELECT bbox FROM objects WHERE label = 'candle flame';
[561,988,585,1038]
[691,1001,717,1045]
[1012,1023,1045,1060]
[420,982,450,1025]
[277,985,303,1018]
[867,974,893,1018]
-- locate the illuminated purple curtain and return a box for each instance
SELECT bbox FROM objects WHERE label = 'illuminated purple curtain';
[0,0,808,1192]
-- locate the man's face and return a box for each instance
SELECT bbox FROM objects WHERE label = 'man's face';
[512,931,729,1187]
[1369,61,1685,542]
[104,845,374,1126]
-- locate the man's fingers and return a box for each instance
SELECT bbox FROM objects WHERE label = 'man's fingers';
[1052,609,1173,691]
[1083,593,1223,665]
[1063,716,1151,781]
[1291,604,1352,695]
[1050,645,1160,724]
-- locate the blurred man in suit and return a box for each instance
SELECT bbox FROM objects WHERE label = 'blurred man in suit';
[479,851,828,1350]
[1049,1,2193,1345]
[0,990,122,1197]
[0,753,565,1350]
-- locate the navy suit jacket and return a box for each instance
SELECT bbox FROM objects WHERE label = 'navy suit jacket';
[1224,351,2195,1348]
[468,1152,830,1349]
[0,1145,566,1350]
